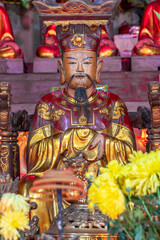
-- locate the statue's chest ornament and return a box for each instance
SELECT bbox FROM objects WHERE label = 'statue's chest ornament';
[71,105,94,126]
[36,102,65,121]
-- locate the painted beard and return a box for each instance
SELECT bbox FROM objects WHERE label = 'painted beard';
[74,87,90,123]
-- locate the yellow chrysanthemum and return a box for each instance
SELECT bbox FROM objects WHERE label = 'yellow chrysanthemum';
[100,160,123,179]
[123,150,160,196]
[88,172,126,219]
[0,210,30,240]
[0,193,30,214]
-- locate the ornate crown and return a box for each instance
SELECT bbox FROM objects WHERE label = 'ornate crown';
[33,0,118,52]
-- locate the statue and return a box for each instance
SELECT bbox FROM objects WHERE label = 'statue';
[37,24,118,57]
[0,4,23,59]
[19,20,136,233]
[133,0,160,55]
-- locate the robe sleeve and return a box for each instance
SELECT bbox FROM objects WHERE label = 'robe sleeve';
[103,99,136,164]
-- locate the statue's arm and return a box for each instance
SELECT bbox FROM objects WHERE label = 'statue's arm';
[26,100,63,174]
[104,99,136,164]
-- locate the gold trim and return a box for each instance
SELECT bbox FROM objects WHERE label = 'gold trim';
[44,20,107,27]
[31,124,63,136]
[112,122,135,136]
[140,28,152,38]
[1,33,14,41]
[64,48,96,52]
[63,89,98,104]
[32,124,51,134]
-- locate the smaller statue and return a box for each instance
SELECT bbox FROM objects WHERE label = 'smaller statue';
[0,4,23,59]
[133,0,160,55]
[37,24,119,58]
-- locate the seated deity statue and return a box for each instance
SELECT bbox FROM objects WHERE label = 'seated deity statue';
[0,4,23,59]
[37,24,119,57]
[133,0,160,55]
[19,23,136,233]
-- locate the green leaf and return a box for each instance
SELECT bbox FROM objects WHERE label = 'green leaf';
[146,227,157,240]
[154,10,160,21]
[135,225,143,240]
[21,0,30,9]
[118,231,127,240]
[134,208,145,222]
[19,232,25,240]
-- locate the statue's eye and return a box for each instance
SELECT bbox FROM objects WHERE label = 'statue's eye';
[68,62,77,64]
[83,62,91,65]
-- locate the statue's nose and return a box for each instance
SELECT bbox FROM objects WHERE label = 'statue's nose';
[76,62,84,72]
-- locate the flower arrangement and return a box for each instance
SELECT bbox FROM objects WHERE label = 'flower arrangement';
[87,150,160,240]
[0,175,30,240]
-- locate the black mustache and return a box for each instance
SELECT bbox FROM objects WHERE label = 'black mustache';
[67,73,95,87]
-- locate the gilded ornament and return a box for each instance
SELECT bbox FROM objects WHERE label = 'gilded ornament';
[89,25,98,32]
[51,109,65,121]
[79,115,87,125]
[96,99,102,105]
[99,106,112,120]
[62,41,67,47]
[92,40,97,46]
[36,102,50,121]
[71,34,86,47]
[55,93,60,98]
[34,1,115,16]
[73,107,78,111]
[36,102,65,121]
[61,100,66,106]
[113,101,127,119]
[61,25,69,32]
[0,145,9,172]
[100,92,106,97]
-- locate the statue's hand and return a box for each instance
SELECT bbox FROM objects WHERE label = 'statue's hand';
[89,133,105,161]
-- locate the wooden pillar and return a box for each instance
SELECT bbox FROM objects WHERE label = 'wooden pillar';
[0,82,20,179]
[147,81,160,152]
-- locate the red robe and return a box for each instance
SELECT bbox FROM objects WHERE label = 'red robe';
[139,0,160,44]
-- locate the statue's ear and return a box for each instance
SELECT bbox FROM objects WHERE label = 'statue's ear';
[95,58,103,84]
[57,59,65,85]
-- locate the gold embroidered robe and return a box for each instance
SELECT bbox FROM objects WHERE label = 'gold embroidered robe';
[19,87,136,232]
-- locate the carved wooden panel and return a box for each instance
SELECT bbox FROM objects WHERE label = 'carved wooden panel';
[0,82,20,179]
[147,81,160,151]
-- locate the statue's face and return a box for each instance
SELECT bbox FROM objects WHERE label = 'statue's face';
[62,50,97,90]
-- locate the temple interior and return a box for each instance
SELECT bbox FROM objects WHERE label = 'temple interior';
[0,0,160,239]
